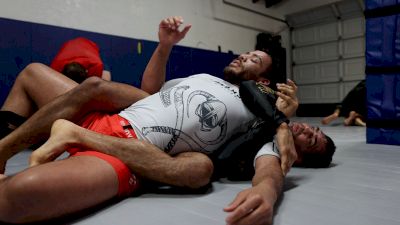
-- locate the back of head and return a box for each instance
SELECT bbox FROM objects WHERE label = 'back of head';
[62,62,88,83]
[256,34,286,91]
[258,48,284,91]
[299,134,336,168]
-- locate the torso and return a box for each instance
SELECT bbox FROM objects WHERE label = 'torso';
[119,74,256,155]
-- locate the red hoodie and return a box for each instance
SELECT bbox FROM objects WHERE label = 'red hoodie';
[50,37,103,77]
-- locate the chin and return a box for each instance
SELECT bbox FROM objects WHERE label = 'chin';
[223,67,245,84]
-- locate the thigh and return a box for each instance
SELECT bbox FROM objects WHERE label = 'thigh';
[2,156,119,221]
[23,63,79,108]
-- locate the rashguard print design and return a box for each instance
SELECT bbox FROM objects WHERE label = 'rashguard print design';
[142,85,228,154]
[187,90,227,145]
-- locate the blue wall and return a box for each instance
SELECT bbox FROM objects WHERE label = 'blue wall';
[0,17,236,106]
[365,0,400,145]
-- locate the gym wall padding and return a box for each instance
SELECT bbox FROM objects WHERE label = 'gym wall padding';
[0,17,236,106]
[365,0,400,145]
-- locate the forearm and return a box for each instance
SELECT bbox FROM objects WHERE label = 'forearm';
[140,43,173,94]
[73,127,212,188]
[253,156,284,204]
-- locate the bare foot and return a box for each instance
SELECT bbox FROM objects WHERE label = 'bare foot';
[344,111,357,126]
[29,119,81,167]
[354,117,366,127]
[321,109,340,125]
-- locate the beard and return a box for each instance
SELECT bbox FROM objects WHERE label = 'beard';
[223,66,246,85]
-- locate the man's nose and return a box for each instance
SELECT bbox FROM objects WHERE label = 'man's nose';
[303,125,313,134]
[238,54,247,61]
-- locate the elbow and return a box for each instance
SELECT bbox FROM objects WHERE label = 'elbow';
[185,156,214,189]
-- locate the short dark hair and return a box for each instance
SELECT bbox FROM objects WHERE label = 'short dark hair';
[298,134,336,168]
[259,49,280,91]
[62,62,88,83]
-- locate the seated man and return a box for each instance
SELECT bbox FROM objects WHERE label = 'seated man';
[0,16,334,225]
[321,80,366,126]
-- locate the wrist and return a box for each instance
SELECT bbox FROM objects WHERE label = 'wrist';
[157,43,174,52]
[276,121,289,132]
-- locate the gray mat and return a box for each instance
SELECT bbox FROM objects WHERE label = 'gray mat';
[5,117,400,225]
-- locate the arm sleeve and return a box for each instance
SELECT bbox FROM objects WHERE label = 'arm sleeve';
[160,78,186,91]
[253,136,280,168]
[239,80,289,130]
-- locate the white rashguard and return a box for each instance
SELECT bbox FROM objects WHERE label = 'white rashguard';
[119,74,278,162]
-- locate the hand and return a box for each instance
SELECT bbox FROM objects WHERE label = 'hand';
[275,123,297,176]
[224,185,274,225]
[275,79,298,118]
[159,16,191,47]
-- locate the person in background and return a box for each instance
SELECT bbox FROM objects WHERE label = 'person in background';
[321,80,366,126]
[50,37,111,82]
[0,37,112,138]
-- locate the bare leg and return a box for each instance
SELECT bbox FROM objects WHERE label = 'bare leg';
[0,156,120,224]
[30,119,213,189]
[344,111,357,126]
[321,108,340,125]
[354,116,366,127]
[1,63,78,117]
[0,77,149,173]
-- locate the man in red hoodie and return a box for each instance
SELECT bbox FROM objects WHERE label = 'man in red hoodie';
[50,37,111,82]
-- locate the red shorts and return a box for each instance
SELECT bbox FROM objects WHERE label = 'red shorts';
[68,112,139,197]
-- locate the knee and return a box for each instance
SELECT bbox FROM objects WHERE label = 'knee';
[0,173,44,223]
[65,76,105,104]
[75,76,106,96]
[18,62,47,80]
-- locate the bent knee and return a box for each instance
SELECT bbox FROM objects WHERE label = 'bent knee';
[81,76,104,87]
[18,63,48,80]
[76,76,107,97]
[24,62,48,72]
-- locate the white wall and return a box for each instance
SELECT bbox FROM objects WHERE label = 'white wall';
[0,0,292,54]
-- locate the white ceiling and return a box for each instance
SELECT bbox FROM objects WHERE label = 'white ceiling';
[223,0,364,27]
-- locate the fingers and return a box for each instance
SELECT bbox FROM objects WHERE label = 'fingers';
[286,79,297,91]
[229,206,271,225]
[160,16,184,30]
[276,91,293,103]
[225,196,262,225]
[276,83,295,97]
[224,194,246,212]
[180,24,192,37]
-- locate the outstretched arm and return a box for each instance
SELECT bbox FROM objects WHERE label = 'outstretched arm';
[224,155,283,225]
[29,119,213,189]
[141,16,191,94]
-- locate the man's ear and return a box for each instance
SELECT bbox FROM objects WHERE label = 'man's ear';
[257,77,270,86]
